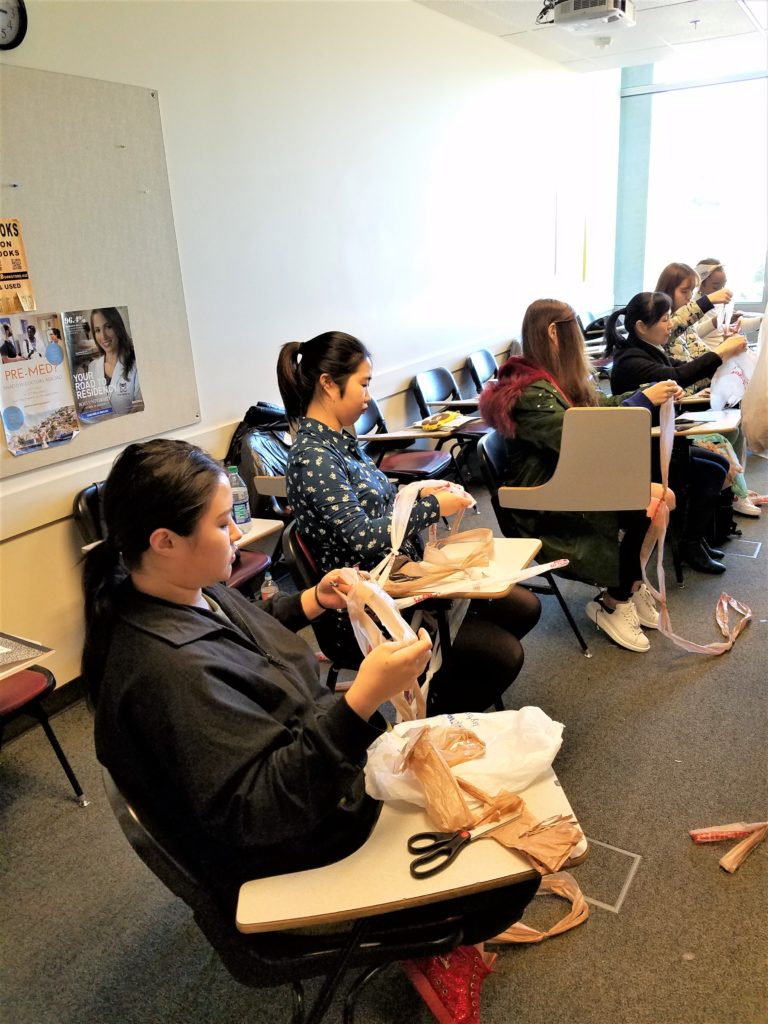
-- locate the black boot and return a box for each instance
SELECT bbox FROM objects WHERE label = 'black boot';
[701,537,725,560]
[681,539,726,574]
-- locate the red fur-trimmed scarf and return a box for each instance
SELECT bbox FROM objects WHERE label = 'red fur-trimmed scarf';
[479,356,570,439]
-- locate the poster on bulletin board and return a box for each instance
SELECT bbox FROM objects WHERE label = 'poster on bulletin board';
[0,219,36,314]
[0,312,79,456]
[61,306,145,422]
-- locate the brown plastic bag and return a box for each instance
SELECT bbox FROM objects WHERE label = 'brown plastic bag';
[491,871,589,944]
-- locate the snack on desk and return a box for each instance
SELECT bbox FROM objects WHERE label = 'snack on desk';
[420,410,460,431]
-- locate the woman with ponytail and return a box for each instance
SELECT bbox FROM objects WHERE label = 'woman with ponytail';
[605,292,744,573]
[480,299,679,654]
[83,437,436,899]
[277,331,542,714]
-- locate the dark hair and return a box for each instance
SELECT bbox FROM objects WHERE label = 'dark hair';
[2,323,11,336]
[276,331,371,423]
[50,328,62,341]
[521,298,599,407]
[655,262,699,304]
[604,292,672,356]
[90,307,136,374]
[82,439,223,705]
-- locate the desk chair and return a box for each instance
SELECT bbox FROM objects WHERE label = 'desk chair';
[411,368,489,482]
[241,428,292,524]
[466,349,498,393]
[477,433,591,658]
[73,484,272,600]
[102,766,537,1024]
[0,666,89,806]
[354,397,459,485]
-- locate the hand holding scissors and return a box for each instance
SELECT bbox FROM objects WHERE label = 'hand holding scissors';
[407,817,519,879]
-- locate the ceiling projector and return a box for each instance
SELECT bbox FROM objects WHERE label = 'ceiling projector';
[554,0,636,31]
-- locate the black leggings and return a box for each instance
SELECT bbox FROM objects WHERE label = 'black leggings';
[427,587,542,715]
[606,509,652,604]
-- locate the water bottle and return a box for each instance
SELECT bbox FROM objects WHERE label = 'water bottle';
[227,466,251,526]
[260,572,279,602]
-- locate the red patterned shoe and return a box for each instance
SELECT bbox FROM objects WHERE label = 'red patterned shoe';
[401,946,494,1024]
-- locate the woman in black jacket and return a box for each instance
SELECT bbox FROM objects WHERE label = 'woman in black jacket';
[605,292,746,573]
[82,438,434,898]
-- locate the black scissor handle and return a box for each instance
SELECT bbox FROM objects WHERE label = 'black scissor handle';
[407,831,458,853]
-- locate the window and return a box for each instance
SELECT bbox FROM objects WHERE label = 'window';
[615,53,768,309]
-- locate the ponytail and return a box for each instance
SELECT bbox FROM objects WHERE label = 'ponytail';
[276,341,305,423]
[81,538,127,707]
[276,331,371,424]
[606,292,672,355]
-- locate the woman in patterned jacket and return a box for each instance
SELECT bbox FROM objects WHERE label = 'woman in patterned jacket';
[277,331,541,714]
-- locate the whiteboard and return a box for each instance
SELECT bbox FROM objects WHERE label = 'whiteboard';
[0,65,200,480]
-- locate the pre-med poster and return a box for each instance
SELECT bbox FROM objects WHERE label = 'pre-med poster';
[62,306,144,422]
[0,219,36,314]
[1,312,79,455]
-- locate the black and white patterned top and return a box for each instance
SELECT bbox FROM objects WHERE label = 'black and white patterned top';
[286,417,441,573]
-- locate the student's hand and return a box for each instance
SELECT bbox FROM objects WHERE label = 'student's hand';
[642,379,680,406]
[345,629,433,720]
[723,319,742,337]
[715,334,748,361]
[708,288,733,305]
[420,483,474,517]
[315,569,355,611]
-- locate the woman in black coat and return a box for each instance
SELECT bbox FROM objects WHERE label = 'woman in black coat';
[605,292,746,573]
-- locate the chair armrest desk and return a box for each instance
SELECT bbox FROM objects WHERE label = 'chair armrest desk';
[237,767,586,933]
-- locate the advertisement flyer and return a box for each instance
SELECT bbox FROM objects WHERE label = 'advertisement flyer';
[0,219,36,315]
[61,306,144,422]
[1,312,79,456]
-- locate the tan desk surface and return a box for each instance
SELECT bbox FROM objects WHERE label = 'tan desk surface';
[358,417,482,444]
[234,518,284,550]
[652,408,741,438]
[428,399,480,411]
[402,537,542,599]
[237,766,585,933]
[0,633,54,681]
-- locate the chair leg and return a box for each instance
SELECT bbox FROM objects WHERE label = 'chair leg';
[342,962,393,1024]
[304,918,372,1024]
[544,572,592,658]
[29,704,90,806]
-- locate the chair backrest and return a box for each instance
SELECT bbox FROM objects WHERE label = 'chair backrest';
[72,483,107,545]
[102,765,202,906]
[354,395,388,437]
[241,429,291,518]
[466,350,497,393]
[476,432,519,539]
[411,367,460,418]
[497,407,651,512]
[281,520,320,590]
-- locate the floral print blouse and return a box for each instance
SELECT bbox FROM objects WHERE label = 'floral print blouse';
[666,298,714,395]
[286,417,441,573]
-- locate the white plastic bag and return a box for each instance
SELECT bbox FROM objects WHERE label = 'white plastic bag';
[741,300,768,453]
[364,707,564,806]
[709,348,757,410]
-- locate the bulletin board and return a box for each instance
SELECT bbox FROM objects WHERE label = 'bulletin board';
[0,65,200,480]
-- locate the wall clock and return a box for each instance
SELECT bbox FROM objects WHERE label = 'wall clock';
[0,0,28,50]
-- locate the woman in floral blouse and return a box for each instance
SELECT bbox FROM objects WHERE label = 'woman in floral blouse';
[277,331,541,714]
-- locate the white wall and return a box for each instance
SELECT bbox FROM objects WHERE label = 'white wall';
[0,0,621,684]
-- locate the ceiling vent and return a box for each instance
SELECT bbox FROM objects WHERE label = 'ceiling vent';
[554,0,636,31]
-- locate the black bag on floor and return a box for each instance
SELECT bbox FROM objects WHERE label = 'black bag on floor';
[706,487,742,547]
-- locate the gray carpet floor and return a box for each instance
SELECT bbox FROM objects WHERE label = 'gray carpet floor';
[2,456,766,1024]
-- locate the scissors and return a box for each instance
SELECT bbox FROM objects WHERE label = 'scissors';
[407,817,519,879]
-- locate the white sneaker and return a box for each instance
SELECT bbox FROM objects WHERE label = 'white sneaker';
[631,583,659,629]
[586,596,650,652]
[733,495,761,517]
